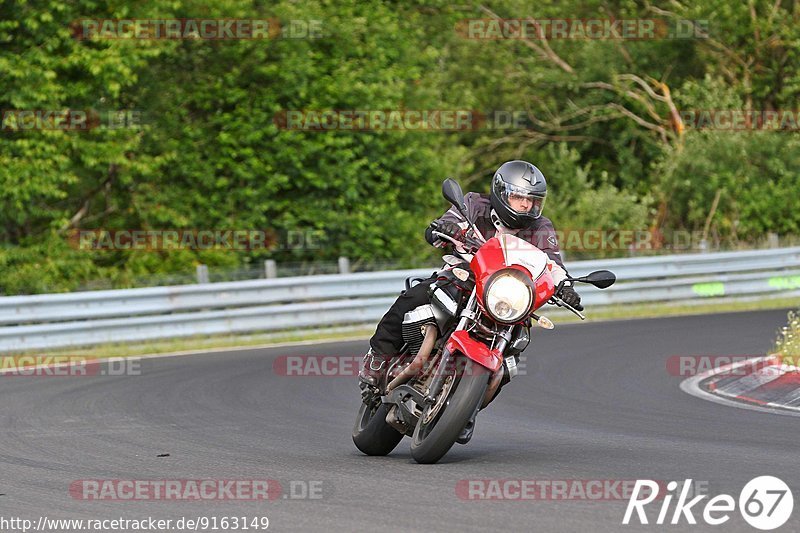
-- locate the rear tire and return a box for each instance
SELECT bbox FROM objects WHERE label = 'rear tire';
[410,359,489,464]
[352,399,403,456]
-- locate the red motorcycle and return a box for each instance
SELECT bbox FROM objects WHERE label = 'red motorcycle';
[353,178,616,463]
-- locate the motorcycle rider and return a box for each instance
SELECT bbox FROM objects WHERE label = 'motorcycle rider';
[358,160,582,387]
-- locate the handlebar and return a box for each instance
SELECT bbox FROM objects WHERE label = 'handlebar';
[431,231,480,255]
[549,278,586,320]
[430,220,483,253]
[549,294,586,320]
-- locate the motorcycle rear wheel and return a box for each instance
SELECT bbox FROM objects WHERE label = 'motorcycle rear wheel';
[352,397,404,456]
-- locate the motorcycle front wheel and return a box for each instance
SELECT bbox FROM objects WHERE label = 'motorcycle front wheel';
[410,357,489,464]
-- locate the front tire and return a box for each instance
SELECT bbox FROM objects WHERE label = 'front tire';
[410,359,489,464]
[352,398,404,456]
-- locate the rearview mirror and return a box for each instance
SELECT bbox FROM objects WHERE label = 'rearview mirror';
[442,178,467,216]
[577,270,616,289]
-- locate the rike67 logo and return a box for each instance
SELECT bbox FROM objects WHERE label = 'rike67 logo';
[623,477,793,530]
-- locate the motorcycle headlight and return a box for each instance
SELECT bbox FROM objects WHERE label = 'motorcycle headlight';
[483,270,533,323]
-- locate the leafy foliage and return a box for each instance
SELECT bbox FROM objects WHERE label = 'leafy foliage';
[0,0,798,293]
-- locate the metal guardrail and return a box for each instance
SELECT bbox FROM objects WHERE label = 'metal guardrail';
[1,247,799,352]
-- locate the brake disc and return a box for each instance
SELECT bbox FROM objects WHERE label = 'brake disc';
[422,374,454,424]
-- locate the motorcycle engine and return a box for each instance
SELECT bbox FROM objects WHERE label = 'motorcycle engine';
[401,304,437,355]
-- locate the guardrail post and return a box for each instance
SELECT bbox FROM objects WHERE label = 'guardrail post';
[338,256,350,274]
[264,259,277,279]
[196,264,209,284]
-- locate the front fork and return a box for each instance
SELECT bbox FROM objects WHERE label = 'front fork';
[423,288,513,404]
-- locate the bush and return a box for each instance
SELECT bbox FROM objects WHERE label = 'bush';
[775,310,800,367]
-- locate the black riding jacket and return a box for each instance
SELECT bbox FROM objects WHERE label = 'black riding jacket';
[425,192,567,271]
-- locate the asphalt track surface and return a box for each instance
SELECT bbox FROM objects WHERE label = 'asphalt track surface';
[2,308,799,532]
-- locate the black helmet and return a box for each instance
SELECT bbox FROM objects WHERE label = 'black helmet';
[489,160,547,229]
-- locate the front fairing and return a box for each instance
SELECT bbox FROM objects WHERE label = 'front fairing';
[470,234,556,317]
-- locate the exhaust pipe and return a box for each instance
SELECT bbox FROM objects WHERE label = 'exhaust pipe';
[386,324,437,392]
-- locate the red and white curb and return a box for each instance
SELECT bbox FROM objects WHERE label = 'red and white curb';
[680,355,800,417]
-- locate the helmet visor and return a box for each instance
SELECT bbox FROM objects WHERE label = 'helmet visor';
[493,180,546,218]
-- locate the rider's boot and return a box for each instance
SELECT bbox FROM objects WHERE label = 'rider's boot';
[456,355,518,444]
[456,418,476,444]
[358,348,394,391]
